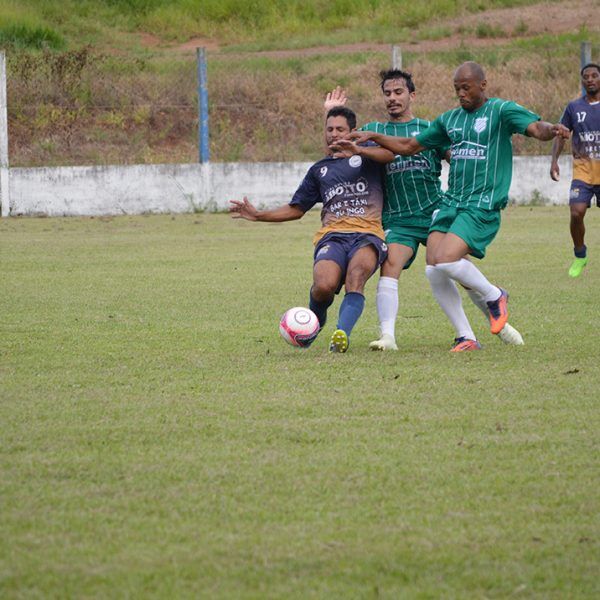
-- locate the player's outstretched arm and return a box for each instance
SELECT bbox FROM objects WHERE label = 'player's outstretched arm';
[550,136,567,181]
[229,197,304,222]
[346,130,424,156]
[526,121,570,142]
[328,139,395,164]
[324,86,348,112]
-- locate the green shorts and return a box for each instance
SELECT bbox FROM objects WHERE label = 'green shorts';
[382,206,437,269]
[429,204,501,259]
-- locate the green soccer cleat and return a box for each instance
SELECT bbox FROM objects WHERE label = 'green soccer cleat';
[329,329,349,353]
[369,334,398,351]
[568,256,588,278]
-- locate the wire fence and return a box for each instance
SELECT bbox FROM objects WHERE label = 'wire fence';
[4,41,595,167]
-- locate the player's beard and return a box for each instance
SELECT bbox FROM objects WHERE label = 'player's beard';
[387,104,403,118]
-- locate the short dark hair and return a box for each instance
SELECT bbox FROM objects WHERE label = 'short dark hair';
[326,106,357,130]
[379,69,415,93]
[581,62,600,76]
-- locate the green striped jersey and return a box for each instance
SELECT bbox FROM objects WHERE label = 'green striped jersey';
[416,98,540,210]
[361,119,447,218]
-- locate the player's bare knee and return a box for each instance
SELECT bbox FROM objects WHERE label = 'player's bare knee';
[381,257,403,278]
[570,205,587,221]
[345,266,373,292]
[311,281,336,301]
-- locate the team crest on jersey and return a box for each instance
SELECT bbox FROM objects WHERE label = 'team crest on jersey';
[349,155,362,168]
[473,117,488,133]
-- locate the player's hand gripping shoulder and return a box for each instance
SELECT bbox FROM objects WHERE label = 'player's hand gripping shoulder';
[229,197,259,220]
[324,86,348,111]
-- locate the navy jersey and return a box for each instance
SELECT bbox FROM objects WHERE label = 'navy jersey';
[560,97,600,184]
[290,153,385,245]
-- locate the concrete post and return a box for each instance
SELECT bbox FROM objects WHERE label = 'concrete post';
[581,41,592,96]
[0,51,9,217]
[391,45,402,70]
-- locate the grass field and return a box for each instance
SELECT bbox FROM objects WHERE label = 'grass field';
[1,207,598,598]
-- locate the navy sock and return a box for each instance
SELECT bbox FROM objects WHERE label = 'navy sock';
[309,292,333,329]
[574,245,587,259]
[336,292,365,336]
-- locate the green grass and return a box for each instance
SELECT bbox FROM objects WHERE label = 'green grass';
[0,4,65,50]
[4,0,567,48]
[1,208,599,598]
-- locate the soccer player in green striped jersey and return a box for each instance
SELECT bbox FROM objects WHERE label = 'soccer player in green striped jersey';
[360,71,449,351]
[341,62,570,351]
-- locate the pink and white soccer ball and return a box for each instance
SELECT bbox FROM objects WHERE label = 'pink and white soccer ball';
[279,307,320,348]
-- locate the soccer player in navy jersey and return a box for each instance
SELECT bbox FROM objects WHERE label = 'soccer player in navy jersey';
[336,62,569,352]
[551,63,600,278]
[229,107,394,353]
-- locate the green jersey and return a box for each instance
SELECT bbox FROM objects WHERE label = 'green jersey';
[416,98,540,210]
[361,119,446,218]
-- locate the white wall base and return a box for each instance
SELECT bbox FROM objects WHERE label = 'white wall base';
[5,156,572,217]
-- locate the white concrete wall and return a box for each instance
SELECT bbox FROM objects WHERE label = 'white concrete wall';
[4,156,572,217]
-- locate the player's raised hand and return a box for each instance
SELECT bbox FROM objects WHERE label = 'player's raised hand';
[229,197,258,220]
[324,86,348,111]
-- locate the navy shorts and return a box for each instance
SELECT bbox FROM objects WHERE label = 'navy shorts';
[314,232,388,292]
[569,180,600,207]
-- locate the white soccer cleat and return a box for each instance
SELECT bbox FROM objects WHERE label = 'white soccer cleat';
[497,323,524,345]
[369,333,398,351]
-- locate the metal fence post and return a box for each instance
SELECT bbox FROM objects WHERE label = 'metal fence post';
[0,51,9,217]
[196,47,212,209]
[391,45,402,70]
[197,47,210,164]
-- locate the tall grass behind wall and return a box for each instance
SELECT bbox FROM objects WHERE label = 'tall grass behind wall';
[5,41,585,166]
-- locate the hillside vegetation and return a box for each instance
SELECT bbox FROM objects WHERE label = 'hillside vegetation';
[1,0,597,166]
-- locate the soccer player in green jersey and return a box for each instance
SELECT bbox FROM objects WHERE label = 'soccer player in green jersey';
[338,62,570,351]
[327,69,524,350]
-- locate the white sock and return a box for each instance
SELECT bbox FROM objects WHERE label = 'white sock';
[436,259,500,302]
[465,287,490,322]
[376,276,398,338]
[426,265,476,340]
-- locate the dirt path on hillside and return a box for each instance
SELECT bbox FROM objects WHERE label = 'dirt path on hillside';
[141,0,598,57]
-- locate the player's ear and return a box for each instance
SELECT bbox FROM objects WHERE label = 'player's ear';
[481,79,487,91]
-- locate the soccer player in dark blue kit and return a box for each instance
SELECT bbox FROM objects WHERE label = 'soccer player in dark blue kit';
[229,107,394,353]
[551,63,600,277]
